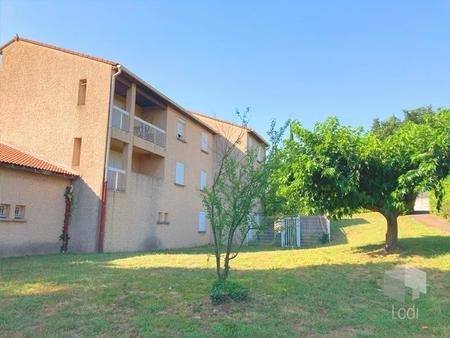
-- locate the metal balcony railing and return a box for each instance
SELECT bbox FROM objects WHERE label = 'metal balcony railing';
[134,116,166,148]
[107,167,126,191]
[111,106,130,131]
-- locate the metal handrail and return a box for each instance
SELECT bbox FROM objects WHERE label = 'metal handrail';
[134,116,166,147]
[134,116,166,133]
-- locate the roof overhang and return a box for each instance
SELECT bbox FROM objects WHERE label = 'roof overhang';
[118,66,217,135]
[191,111,269,146]
[0,162,78,178]
[0,36,118,66]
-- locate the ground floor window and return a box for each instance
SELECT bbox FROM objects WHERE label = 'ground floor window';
[0,204,9,218]
[198,211,206,232]
[14,205,25,219]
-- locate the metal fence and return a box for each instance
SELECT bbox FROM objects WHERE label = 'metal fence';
[246,215,330,248]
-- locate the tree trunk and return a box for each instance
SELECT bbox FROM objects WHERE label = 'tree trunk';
[384,213,399,252]
[215,250,221,278]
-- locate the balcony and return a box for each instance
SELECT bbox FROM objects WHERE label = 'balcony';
[134,116,166,148]
[111,105,166,153]
[112,106,130,131]
[107,167,126,191]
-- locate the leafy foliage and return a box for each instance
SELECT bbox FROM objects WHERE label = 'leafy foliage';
[371,105,437,139]
[274,109,450,250]
[201,113,287,282]
[430,176,450,221]
[210,279,249,304]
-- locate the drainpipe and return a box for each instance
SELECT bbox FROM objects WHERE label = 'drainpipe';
[98,64,122,252]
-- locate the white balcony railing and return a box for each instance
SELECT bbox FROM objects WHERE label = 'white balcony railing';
[107,167,126,191]
[134,116,166,148]
[111,106,130,131]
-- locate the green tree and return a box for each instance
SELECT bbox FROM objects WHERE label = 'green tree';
[202,118,286,281]
[371,105,436,139]
[276,110,450,251]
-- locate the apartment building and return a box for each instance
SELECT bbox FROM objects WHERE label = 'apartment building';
[0,36,267,256]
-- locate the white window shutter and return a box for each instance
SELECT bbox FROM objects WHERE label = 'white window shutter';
[177,119,185,139]
[175,162,185,185]
[201,132,208,152]
[248,135,253,149]
[257,147,263,162]
[198,211,206,232]
[200,170,207,190]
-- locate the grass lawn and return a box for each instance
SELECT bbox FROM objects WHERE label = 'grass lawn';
[1,212,450,337]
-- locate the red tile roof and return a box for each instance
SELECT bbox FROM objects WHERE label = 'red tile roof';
[0,143,77,177]
[0,36,118,66]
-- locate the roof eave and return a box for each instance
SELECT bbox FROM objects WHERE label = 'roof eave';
[119,66,217,135]
[249,130,269,147]
[0,36,118,66]
[192,111,269,146]
[0,162,78,178]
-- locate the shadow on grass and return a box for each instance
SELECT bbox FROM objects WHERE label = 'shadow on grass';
[354,235,450,258]
[2,258,450,337]
[3,239,450,338]
[333,218,370,228]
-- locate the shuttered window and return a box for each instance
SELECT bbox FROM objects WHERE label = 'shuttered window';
[177,119,186,139]
[175,162,185,185]
[200,170,207,190]
[256,146,264,162]
[198,211,206,232]
[248,135,254,149]
[201,132,208,152]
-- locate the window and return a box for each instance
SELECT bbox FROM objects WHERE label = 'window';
[175,162,185,185]
[72,138,82,168]
[255,213,262,225]
[77,79,87,105]
[177,119,186,140]
[14,205,25,219]
[198,211,206,232]
[0,204,9,218]
[256,146,264,162]
[248,135,254,149]
[200,170,207,190]
[201,132,208,152]
[158,212,169,224]
[109,150,124,170]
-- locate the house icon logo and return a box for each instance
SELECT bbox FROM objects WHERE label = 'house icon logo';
[384,265,427,302]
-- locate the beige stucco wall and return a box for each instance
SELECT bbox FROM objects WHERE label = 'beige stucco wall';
[193,114,266,220]
[0,39,266,255]
[0,41,113,252]
[193,114,267,154]
[0,168,71,256]
[104,103,215,251]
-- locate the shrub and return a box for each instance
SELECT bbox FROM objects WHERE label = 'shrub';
[225,281,249,302]
[210,279,228,305]
[430,176,450,221]
[210,279,249,305]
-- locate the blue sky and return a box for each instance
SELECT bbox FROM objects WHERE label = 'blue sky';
[1,0,449,136]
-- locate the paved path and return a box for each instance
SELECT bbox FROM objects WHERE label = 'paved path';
[409,213,450,234]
